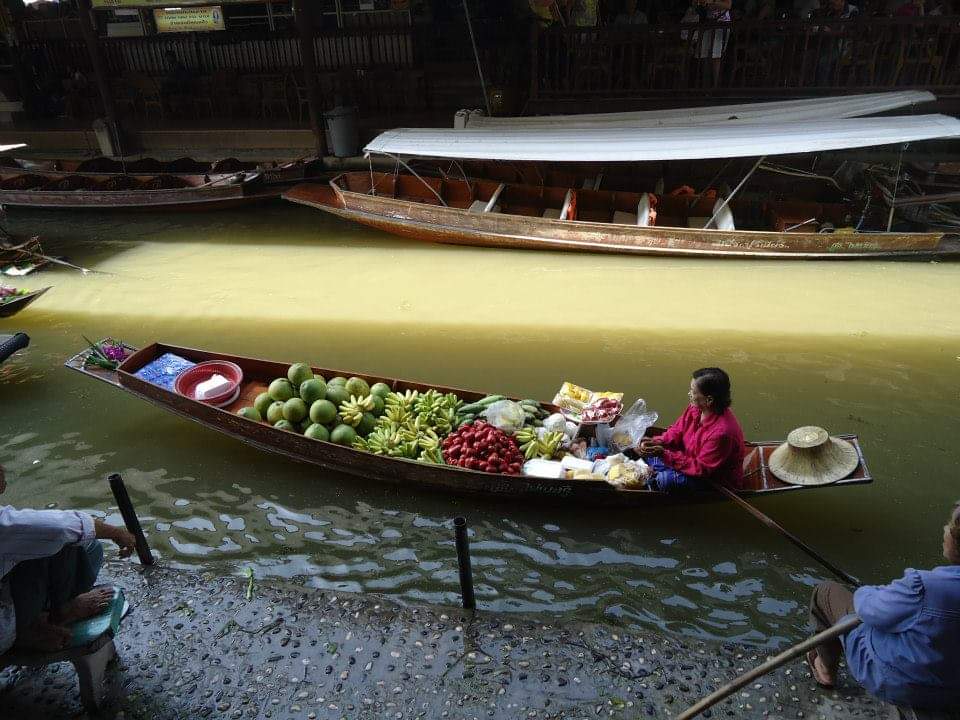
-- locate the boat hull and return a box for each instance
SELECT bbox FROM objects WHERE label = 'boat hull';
[0,287,49,318]
[284,182,959,260]
[65,342,872,508]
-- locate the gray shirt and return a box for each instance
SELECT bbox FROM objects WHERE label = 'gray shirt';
[0,506,94,653]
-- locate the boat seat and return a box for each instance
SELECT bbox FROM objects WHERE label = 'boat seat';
[542,208,562,219]
[711,197,735,230]
[687,216,711,229]
[468,199,500,214]
[612,211,638,225]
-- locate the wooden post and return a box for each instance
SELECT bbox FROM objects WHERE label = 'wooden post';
[292,0,326,158]
[77,0,121,149]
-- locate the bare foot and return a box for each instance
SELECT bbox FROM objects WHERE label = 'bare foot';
[15,619,71,652]
[806,649,836,688]
[52,587,114,625]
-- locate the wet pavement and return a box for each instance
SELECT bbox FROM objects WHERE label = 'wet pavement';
[0,562,887,719]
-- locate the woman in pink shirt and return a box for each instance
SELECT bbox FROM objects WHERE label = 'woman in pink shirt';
[639,367,746,491]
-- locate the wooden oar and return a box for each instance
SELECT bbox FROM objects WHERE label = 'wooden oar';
[711,481,861,587]
[677,615,862,720]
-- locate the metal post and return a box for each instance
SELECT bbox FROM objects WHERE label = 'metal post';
[461,0,491,116]
[453,516,475,610]
[293,0,327,158]
[108,473,154,566]
[77,0,122,150]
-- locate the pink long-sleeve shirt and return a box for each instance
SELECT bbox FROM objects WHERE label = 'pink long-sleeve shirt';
[650,405,746,487]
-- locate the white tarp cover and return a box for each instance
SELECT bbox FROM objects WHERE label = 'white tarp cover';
[366,115,960,163]
[460,91,936,129]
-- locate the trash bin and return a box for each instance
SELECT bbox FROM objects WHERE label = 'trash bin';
[323,106,359,158]
[92,118,117,157]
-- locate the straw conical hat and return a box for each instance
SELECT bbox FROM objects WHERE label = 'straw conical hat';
[768,426,859,486]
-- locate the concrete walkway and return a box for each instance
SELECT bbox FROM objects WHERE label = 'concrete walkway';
[0,562,886,720]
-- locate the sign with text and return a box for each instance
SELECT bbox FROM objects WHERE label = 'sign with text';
[154,6,224,33]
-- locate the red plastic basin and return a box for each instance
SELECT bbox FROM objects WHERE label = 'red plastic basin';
[174,360,243,407]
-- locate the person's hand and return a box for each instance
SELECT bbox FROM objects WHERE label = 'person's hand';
[638,440,664,457]
[95,519,137,558]
[111,528,137,558]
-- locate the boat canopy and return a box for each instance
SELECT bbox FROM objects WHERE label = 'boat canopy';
[366,114,960,163]
[0,143,26,153]
[457,91,936,129]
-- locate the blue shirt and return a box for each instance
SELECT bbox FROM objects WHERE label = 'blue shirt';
[843,566,960,710]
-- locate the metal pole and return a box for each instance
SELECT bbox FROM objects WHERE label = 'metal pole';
[677,615,862,720]
[705,155,766,229]
[108,473,154,566]
[461,0,491,117]
[293,0,327,158]
[77,0,121,151]
[453,516,475,610]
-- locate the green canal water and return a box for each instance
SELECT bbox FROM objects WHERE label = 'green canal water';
[1,203,958,650]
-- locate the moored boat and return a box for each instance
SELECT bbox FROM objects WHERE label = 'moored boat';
[0,286,50,318]
[284,114,960,260]
[65,342,872,507]
[0,332,29,365]
[0,169,271,211]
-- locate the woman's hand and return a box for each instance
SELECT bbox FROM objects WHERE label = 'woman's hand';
[638,440,664,457]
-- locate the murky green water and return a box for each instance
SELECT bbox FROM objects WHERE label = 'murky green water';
[1,203,958,649]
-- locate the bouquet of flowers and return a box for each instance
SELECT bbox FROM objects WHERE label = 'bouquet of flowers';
[82,336,129,371]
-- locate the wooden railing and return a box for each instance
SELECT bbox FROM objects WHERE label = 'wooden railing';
[531,16,960,99]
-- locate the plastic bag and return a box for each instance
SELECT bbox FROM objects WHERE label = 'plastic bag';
[481,400,526,435]
[607,399,658,452]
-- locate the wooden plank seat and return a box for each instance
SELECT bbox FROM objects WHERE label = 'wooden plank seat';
[0,633,117,712]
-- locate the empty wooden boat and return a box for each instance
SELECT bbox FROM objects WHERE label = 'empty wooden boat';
[0,169,273,211]
[65,341,872,507]
[285,171,960,260]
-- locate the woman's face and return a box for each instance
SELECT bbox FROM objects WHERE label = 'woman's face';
[688,378,713,411]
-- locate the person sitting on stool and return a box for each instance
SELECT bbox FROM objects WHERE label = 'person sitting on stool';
[807,501,960,710]
[0,465,136,654]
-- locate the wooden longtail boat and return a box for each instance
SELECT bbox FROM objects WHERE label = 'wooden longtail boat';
[0,169,275,211]
[0,286,49,318]
[284,172,960,260]
[65,342,872,507]
[0,155,324,186]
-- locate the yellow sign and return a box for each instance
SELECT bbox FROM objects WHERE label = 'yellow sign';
[154,6,224,33]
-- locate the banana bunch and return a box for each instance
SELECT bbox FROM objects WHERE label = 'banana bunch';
[357,425,419,459]
[413,390,461,435]
[339,395,375,427]
[517,429,565,461]
[519,399,549,428]
[384,403,411,426]
[385,389,419,412]
[419,447,443,464]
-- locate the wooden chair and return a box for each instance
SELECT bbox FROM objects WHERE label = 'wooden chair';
[286,72,310,123]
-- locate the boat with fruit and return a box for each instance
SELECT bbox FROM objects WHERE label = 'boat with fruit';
[284,114,960,259]
[65,341,872,506]
[0,168,276,211]
[0,286,49,318]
